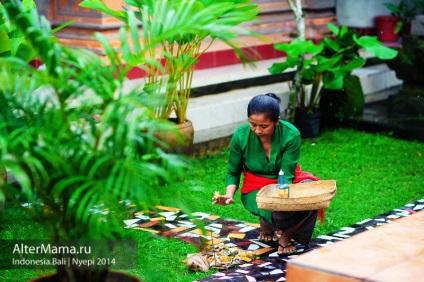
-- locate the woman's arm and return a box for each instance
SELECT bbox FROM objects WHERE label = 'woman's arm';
[214,127,245,205]
[225,129,244,187]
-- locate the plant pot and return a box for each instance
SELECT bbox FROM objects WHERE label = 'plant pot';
[28,270,142,282]
[319,74,365,128]
[294,111,321,139]
[385,36,424,86]
[375,15,399,42]
[155,119,194,156]
[388,93,424,118]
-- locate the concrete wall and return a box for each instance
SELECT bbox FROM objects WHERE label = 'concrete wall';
[336,0,400,28]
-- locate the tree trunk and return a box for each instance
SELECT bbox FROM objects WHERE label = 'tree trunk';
[287,0,305,124]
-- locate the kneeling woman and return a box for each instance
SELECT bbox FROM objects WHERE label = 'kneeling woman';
[212,93,317,255]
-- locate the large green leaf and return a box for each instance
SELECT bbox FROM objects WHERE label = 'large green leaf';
[313,55,342,72]
[273,42,291,53]
[327,22,339,36]
[302,68,316,82]
[339,57,366,73]
[268,61,294,74]
[322,37,340,52]
[322,72,344,90]
[79,0,128,23]
[273,39,323,60]
[13,41,36,62]
[125,0,148,8]
[355,35,398,60]
[0,30,11,55]
[304,41,324,55]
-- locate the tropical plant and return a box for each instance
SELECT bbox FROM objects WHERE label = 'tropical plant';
[79,0,263,125]
[0,1,190,281]
[0,1,74,62]
[0,2,36,62]
[0,0,74,223]
[268,23,398,116]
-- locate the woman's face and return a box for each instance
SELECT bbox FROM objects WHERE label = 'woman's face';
[248,114,279,139]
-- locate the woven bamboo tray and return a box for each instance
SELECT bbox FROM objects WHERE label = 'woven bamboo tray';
[256,180,337,211]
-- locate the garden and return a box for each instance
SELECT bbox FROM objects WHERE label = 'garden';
[0,0,423,282]
[1,128,423,281]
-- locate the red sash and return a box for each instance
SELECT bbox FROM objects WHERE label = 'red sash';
[241,165,320,194]
[241,171,277,194]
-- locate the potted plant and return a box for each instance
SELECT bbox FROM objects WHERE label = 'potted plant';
[1,1,189,281]
[79,0,263,154]
[384,35,424,119]
[381,1,424,118]
[269,22,398,137]
[381,0,424,40]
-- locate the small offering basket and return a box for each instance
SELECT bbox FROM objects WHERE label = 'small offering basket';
[256,180,337,211]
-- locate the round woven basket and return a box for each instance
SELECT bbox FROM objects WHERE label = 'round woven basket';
[256,180,337,211]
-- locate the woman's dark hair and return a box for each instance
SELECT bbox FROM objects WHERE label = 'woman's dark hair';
[247,93,281,122]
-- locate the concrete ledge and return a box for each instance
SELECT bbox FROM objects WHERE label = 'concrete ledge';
[190,62,403,144]
[352,63,403,102]
[286,211,424,281]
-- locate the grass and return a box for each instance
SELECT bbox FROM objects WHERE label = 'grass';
[0,128,423,282]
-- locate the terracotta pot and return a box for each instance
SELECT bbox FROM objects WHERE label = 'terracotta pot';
[29,270,142,282]
[375,15,399,42]
[154,119,194,156]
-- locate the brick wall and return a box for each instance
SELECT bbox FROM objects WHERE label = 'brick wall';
[37,0,337,78]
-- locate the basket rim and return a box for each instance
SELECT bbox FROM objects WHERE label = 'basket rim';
[256,180,337,211]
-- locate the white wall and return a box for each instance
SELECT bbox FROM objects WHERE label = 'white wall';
[336,0,400,28]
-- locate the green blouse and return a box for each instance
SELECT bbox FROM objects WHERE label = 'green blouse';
[225,120,301,188]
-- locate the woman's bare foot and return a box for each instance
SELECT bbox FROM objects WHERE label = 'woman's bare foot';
[275,211,312,255]
[258,217,278,242]
[258,230,278,242]
[277,234,296,255]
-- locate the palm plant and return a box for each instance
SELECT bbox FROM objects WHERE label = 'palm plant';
[0,1,189,281]
[0,2,72,213]
[80,0,263,125]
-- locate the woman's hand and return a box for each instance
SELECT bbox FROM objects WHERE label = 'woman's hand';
[212,194,234,206]
[212,185,237,206]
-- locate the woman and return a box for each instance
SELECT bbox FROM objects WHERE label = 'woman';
[212,93,318,255]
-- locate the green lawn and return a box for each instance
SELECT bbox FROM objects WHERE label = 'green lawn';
[1,128,423,282]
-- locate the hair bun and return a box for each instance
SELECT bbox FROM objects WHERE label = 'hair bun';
[264,93,280,103]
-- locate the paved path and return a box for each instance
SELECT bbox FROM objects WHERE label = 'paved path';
[123,200,424,282]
